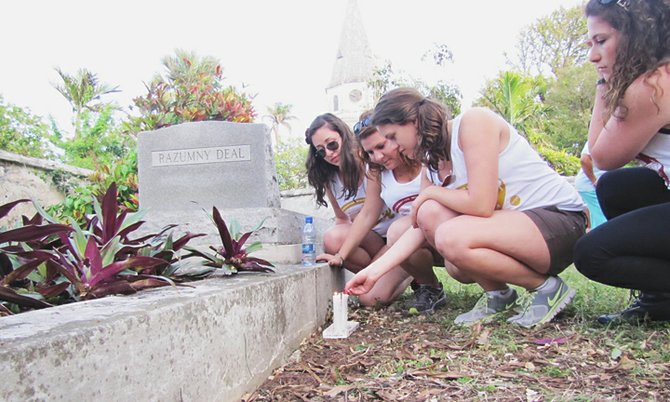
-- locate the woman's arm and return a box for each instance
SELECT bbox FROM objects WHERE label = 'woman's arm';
[590,68,670,170]
[326,185,350,225]
[414,108,502,218]
[580,153,598,186]
[329,172,384,265]
[344,226,426,295]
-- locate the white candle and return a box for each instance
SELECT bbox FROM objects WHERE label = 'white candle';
[323,291,358,339]
[333,292,348,330]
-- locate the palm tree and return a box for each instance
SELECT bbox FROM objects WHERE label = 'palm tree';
[161,49,221,89]
[477,71,547,135]
[265,102,295,146]
[53,68,119,139]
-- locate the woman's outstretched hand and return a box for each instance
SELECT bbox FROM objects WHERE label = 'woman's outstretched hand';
[344,267,377,295]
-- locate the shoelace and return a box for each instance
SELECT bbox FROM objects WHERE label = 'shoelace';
[514,291,534,314]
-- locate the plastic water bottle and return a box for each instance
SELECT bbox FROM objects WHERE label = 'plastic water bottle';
[301,216,317,266]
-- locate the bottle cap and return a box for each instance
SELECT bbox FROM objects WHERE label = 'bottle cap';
[305,216,313,223]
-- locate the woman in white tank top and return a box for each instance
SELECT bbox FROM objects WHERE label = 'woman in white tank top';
[345,88,587,328]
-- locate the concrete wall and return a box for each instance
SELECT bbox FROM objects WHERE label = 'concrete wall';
[0,150,91,227]
[0,264,343,402]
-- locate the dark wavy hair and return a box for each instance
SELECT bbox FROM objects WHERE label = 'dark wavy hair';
[304,113,363,207]
[356,120,420,175]
[371,88,452,172]
[586,0,670,119]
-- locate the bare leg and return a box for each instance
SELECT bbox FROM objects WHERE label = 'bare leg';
[322,223,385,272]
[384,216,438,285]
[416,200,476,284]
[433,210,550,291]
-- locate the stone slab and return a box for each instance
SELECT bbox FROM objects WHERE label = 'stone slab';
[0,263,342,402]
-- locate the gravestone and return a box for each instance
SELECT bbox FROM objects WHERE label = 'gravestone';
[137,121,313,254]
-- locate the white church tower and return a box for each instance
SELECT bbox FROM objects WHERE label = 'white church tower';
[325,0,376,128]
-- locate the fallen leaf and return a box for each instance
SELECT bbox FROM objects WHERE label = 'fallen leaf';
[323,384,356,398]
[531,337,568,345]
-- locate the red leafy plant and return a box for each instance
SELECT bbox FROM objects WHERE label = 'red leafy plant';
[0,199,75,314]
[0,183,205,315]
[183,207,274,274]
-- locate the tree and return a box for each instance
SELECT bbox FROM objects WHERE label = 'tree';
[474,70,580,175]
[50,105,132,170]
[264,102,295,146]
[507,5,588,78]
[0,95,53,158]
[475,71,547,135]
[128,49,256,131]
[542,63,599,155]
[274,139,308,191]
[53,68,120,139]
[368,43,462,114]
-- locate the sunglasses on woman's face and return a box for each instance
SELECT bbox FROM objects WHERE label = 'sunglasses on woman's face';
[315,140,339,159]
[598,0,629,11]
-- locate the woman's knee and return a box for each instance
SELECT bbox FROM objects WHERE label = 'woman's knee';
[573,231,605,281]
[322,225,348,253]
[416,200,448,242]
[386,216,411,244]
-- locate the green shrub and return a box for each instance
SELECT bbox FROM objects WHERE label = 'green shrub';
[274,139,308,191]
[127,50,255,132]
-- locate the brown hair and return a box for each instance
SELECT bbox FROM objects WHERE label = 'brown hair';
[304,113,363,207]
[356,124,419,175]
[371,88,452,172]
[585,0,670,119]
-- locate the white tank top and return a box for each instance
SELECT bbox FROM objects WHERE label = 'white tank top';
[427,114,585,212]
[636,129,670,188]
[330,173,396,236]
[380,167,422,216]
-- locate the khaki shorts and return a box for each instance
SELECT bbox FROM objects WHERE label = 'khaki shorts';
[523,206,587,275]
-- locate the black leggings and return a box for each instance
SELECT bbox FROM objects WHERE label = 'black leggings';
[574,167,670,292]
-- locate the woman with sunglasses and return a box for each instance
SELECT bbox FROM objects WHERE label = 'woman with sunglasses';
[344,88,587,328]
[304,113,397,306]
[574,0,670,324]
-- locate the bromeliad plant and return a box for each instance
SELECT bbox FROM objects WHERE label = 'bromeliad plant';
[0,199,75,315]
[0,183,205,314]
[1,185,276,316]
[184,207,274,275]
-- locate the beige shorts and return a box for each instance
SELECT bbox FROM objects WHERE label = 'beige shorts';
[523,206,587,275]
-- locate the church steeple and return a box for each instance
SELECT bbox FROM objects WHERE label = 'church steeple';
[325,0,376,127]
[328,0,374,89]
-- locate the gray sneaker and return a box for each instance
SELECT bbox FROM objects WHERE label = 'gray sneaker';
[454,289,518,326]
[507,277,575,328]
[410,284,447,314]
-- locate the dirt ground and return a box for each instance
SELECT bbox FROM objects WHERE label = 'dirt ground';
[244,300,670,401]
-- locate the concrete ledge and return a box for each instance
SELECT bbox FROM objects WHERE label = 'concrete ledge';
[0,263,342,402]
[0,149,93,177]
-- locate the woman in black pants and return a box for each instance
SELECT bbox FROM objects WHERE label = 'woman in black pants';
[575,168,670,323]
[574,0,670,324]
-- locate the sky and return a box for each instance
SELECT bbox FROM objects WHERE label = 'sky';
[1,0,583,139]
